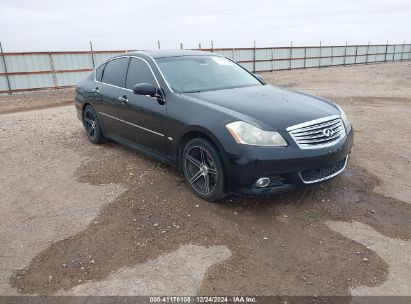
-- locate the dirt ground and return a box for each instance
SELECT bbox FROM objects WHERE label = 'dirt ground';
[0,88,73,114]
[0,62,410,299]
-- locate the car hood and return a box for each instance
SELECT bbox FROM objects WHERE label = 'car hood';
[182,85,340,131]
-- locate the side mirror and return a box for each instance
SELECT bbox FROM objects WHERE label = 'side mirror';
[132,83,157,97]
[254,74,266,84]
[132,83,166,105]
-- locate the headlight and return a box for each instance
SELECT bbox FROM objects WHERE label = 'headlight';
[336,105,351,129]
[226,121,287,147]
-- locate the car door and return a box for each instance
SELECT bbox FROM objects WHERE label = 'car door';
[93,57,129,135]
[117,57,167,155]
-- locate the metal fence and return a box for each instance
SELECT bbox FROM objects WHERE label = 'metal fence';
[1,42,410,94]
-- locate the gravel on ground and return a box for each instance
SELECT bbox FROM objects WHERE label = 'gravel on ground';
[0,62,410,297]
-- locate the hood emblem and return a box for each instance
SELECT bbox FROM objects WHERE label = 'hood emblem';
[322,128,335,137]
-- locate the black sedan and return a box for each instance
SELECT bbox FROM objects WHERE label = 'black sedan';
[75,50,354,201]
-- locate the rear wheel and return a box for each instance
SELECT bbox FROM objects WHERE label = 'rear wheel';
[82,105,105,144]
[182,138,226,201]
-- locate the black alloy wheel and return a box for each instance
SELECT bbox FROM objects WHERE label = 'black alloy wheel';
[182,138,225,201]
[82,105,105,144]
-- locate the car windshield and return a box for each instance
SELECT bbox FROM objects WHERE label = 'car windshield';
[156,55,262,93]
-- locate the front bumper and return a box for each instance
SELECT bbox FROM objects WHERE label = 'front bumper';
[224,128,354,196]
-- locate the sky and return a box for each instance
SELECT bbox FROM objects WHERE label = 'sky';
[1,0,410,52]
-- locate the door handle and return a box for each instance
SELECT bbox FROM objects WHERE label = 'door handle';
[118,95,128,103]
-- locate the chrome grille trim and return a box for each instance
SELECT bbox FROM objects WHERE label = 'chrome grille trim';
[290,119,340,133]
[287,115,340,131]
[292,124,342,138]
[287,115,346,149]
[297,129,344,143]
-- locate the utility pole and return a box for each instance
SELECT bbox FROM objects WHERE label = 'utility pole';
[366,40,370,64]
[253,40,256,72]
[0,41,12,94]
[89,41,95,68]
[343,41,347,66]
[318,41,322,68]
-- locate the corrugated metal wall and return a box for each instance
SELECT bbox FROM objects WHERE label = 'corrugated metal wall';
[1,43,410,94]
[0,51,125,93]
[209,43,411,72]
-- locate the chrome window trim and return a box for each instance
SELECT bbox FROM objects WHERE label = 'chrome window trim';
[140,52,175,93]
[94,55,161,91]
[127,56,161,88]
[99,112,164,137]
[299,156,348,184]
[94,55,130,88]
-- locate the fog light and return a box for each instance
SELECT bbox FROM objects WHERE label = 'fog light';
[255,177,270,188]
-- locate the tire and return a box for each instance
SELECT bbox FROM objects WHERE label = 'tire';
[82,105,105,144]
[182,138,226,201]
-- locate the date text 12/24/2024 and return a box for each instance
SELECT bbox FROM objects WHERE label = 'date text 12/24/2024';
[149,296,257,303]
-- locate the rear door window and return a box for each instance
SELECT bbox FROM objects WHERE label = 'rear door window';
[125,58,157,90]
[95,63,106,82]
[102,57,129,87]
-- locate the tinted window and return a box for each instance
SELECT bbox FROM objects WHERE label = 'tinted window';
[95,63,106,82]
[102,57,129,87]
[126,58,157,90]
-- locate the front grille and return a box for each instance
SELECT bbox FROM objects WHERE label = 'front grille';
[287,116,345,149]
[300,157,348,184]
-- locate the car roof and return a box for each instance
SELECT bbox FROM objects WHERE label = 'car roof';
[125,49,220,59]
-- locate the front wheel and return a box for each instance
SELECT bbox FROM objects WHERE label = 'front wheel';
[182,138,226,201]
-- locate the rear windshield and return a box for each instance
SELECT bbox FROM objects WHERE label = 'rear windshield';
[156,56,261,93]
